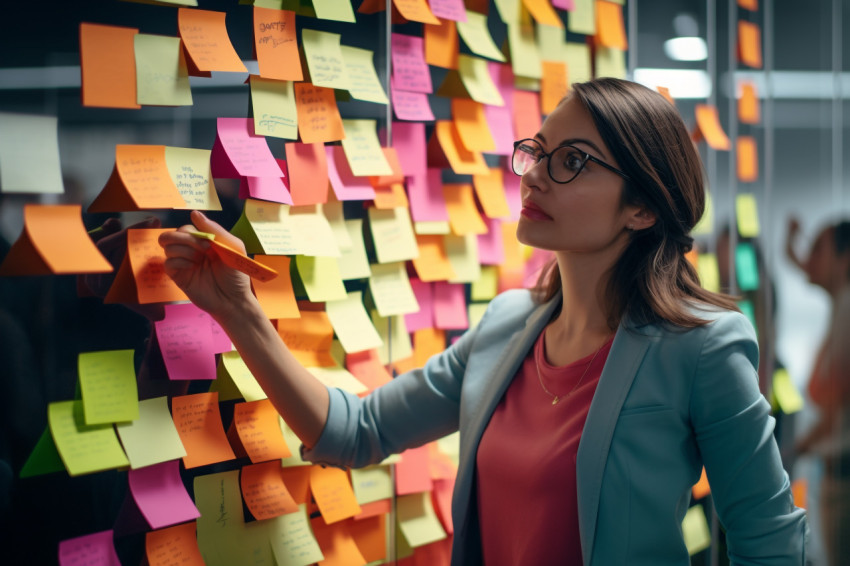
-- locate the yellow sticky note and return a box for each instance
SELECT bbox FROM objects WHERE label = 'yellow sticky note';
[368,206,419,263]
[595,46,627,79]
[370,310,414,364]
[165,146,222,211]
[221,350,267,401]
[340,119,393,176]
[48,400,129,476]
[0,113,63,194]
[268,504,325,565]
[295,255,348,302]
[692,189,714,236]
[493,0,521,24]
[696,253,720,293]
[736,193,760,238]
[564,42,592,84]
[773,368,804,414]
[341,45,389,104]
[78,349,139,425]
[250,76,298,139]
[116,396,187,470]
[458,55,505,106]
[568,0,596,35]
[350,466,393,505]
[325,290,384,353]
[302,28,350,90]
[471,265,499,301]
[446,233,482,284]
[507,22,542,80]
[322,198,353,251]
[312,0,356,22]
[537,24,564,55]
[397,491,447,547]
[307,366,369,394]
[134,34,192,106]
[232,199,341,257]
[682,505,712,555]
[338,219,372,280]
[456,11,506,62]
[290,205,342,257]
[468,301,489,328]
[368,262,420,316]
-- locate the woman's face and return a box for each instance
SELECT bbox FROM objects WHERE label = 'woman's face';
[515,96,644,259]
[805,227,849,290]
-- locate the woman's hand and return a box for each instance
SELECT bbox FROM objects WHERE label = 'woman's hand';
[158,210,254,322]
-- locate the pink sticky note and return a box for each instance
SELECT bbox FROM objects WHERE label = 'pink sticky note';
[210,318,232,354]
[395,445,433,496]
[433,281,469,330]
[407,169,450,223]
[326,146,376,201]
[488,62,515,113]
[128,459,201,530]
[391,88,435,122]
[484,105,516,156]
[429,0,467,21]
[502,161,522,221]
[392,122,428,176]
[59,530,121,566]
[210,118,285,179]
[478,217,506,265]
[404,278,434,332]
[238,159,292,204]
[391,33,432,93]
[155,302,216,381]
[552,0,575,10]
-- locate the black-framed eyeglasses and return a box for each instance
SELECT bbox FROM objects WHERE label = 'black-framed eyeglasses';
[511,138,631,184]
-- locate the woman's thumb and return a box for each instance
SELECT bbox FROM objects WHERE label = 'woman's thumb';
[190,210,246,253]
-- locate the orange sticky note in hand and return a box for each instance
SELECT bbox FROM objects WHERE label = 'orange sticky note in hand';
[425,19,459,70]
[412,235,457,282]
[309,465,362,524]
[693,104,731,151]
[294,83,345,144]
[252,255,300,319]
[595,1,628,50]
[738,20,763,69]
[105,228,189,305]
[736,136,758,182]
[253,7,302,81]
[738,81,760,124]
[171,392,236,469]
[190,232,279,282]
[240,460,299,520]
[177,8,247,75]
[233,399,292,462]
[284,142,330,205]
[452,99,496,152]
[443,183,488,236]
[276,311,337,367]
[541,60,569,115]
[80,23,141,109]
[0,204,112,276]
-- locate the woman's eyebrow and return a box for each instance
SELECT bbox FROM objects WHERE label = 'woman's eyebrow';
[558,138,607,158]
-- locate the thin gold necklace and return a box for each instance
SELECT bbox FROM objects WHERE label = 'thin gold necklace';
[536,334,610,405]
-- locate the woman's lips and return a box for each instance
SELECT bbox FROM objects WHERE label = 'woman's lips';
[521,201,552,221]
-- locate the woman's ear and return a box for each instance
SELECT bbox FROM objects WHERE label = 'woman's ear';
[628,207,657,231]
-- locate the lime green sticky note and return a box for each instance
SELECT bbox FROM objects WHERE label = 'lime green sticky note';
[457,11,506,62]
[458,55,505,107]
[563,42,592,84]
[350,465,393,505]
[507,23,542,80]
[312,0,356,22]
[295,255,348,302]
[736,193,761,238]
[340,119,393,176]
[515,76,541,91]
[368,207,420,264]
[568,0,596,35]
[279,418,311,467]
[0,112,64,194]
[268,504,325,565]
[302,28,350,90]
[221,350,267,402]
[471,266,499,301]
[341,46,388,104]
[682,504,712,555]
[134,33,192,106]
[692,189,715,236]
[737,299,757,334]
[735,242,760,291]
[48,400,129,476]
[250,76,298,140]
[325,290,384,353]
[446,233,481,284]
[595,46,627,79]
[194,470,248,564]
[773,368,805,414]
[468,302,489,329]
[115,396,187,469]
[697,253,720,293]
[371,310,413,364]
[397,491,447,547]
[78,349,139,425]
[19,427,65,478]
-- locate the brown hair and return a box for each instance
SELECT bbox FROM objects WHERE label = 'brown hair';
[534,78,739,328]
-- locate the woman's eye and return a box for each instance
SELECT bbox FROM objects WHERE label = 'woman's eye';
[563,151,585,171]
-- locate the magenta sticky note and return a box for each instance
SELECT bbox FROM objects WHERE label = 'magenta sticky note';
[209,317,232,355]
[478,217,506,266]
[391,88,435,122]
[552,0,575,10]
[239,159,292,204]
[502,161,522,221]
[155,302,216,381]
[407,169,450,223]
[59,530,121,566]
[429,0,468,21]
[391,33,433,93]
[433,281,469,330]
[484,105,515,156]
[128,459,200,530]
[404,278,434,332]
[212,118,284,179]
[326,146,376,201]
[392,122,428,176]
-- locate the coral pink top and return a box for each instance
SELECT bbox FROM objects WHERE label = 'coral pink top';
[476,330,613,566]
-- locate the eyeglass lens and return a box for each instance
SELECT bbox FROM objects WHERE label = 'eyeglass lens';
[512,139,588,184]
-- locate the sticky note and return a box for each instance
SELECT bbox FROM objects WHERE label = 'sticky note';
[737,136,758,182]
[413,327,447,367]
[452,99,496,152]
[293,84,345,144]
[341,45,389,104]
[0,113,62,194]
[425,19,460,71]
[443,183,488,235]
[295,255,348,301]
[537,23,565,56]
[395,445,433,496]
[458,54,505,106]
[738,20,763,69]
[368,262,420,316]
[268,504,325,565]
[231,199,340,257]
[164,147,222,210]
[79,23,140,109]
[302,29,350,90]
[471,265,500,300]
[434,281,469,329]
[194,470,247,564]
[523,0,563,27]
[541,60,568,114]
[682,505,712,555]
[735,193,760,237]
[446,233,482,283]
[430,120,489,175]
[285,142,331,205]
[311,519,366,565]
[344,350,391,395]
[252,255,299,319]
[391,88,436,122]
[493,0,521,23]
[371,310,414,364]
[312,0,357,22]
[350,466,394,506]
[595,45,627,79]
[568,0,596,35]
[407,170,449,224]
[59,531,121,566]
[310,465,362,523]
[307,366,369,395]
[249,76,298,139]
[154,302,217,381]
[738,81,760,124]
[78,349,138,425]
[412,235,457,282]
[735,242,760,291]
[220,350,268,401]
[116,397,186,470]
[212,117,289,179]
[472,167,512,219]
[512,90,543,140]
[507,22,542,80]
[90,145,188,212]
[657,86,675,105]
[277,311,337,368]
[772,368,804,414]
[738,0,758,9]
[48,400,129,476]
[563,42,591,84]
[177,8,247,74]
[145,522,206,566]
[392,0,440,23]
[595,0,627,49]
[234,399,292,462]
[326,146,377,201]
[337,219,372,280]
[694,104,731,151]
[340,119,393,176]
[468,301,489,327]
[134,34,192,106]
[391,33,433,93]
[368,206,420,263]
[254,8,302,81]
[397,491,447,548]
[171,392,236,469]
[19,427,65,478]
[241,460,299,520]
[325,291,384,353]
[456,11,506,62]
[104,228,188,304]
[791,478,807,509]
[692,467,711,499]
[129,459,200,530]
[405,278,434,332]
[696,253,720,293]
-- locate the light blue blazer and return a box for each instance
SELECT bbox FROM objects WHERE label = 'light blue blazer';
[304,289,807,565]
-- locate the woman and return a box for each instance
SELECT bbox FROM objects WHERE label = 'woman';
[159,78,806,565]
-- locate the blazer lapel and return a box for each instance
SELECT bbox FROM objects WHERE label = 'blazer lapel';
[576,323,654,565]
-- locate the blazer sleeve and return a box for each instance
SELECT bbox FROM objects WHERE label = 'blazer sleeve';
[690,310,807,565]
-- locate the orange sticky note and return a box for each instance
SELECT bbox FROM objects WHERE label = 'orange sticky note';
[311,518,368,566]
[738,81,760,124]
[253,255,300,319]
[425,19,459,70]
[253,8,303,81]
[171,392,236,469]
[234,399,292,463]
[656,86,675,106]
[451,99,496,152]
[391,0,440,24]
[692,467,711,499]
[276,311,337,367]
[177,8,247,75]
[791,477,807,509]
[349,515,386,562]
[738,20,763,69]
[0,204,111,276]
[241,460,299,520]
[294,83,345,144]
[522,0,564,28]
[105,228,189,305]
[372,183,409,209]
[345,349,392,394]
[355,499,392,520]
[79,23,141,109]
[89,145,187,212]
[512,90,543,140]
[472,167,512,219]
[443,183,488,236]
[145,521,205,566]
[413,327,446,368]
[737,136,758,183]
[412,235,457,282]
[285,142,330,205]
[199,236,279,282]
[738,0,758,10]
[429,120,489,175]
[595,1,628,50]
[281,466,313,505]
[309,466,362,524]
[540,60,569,115]
[693,104,731,151]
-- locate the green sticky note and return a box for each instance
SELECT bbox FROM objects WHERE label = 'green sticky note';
[507,23,542,80]
[457,11,506,62]
[595,46,627,79]
[221,351,267,402]
[737,299,757,334]
[696,253,720,293]
[682,504,712,555]
[19,427,65,478]
[312,0,356,22]
[115,396,187,469]
[268,504,325,565]
[468,302,489,329]
[471,266,499,301]
[736,193,760,237]
[250,76,298,140]
[341,45,389,104]
[371,310,413,364]
[48,400,129,476]
[302,28,350,90]
[134,34,193,106]
[536,24,565,55]
[735,242,760,291]
[773,368,804,414]
[295,255,348,302]
[78,349,139,425]
[568,0,596,35]
[350,465,393,505]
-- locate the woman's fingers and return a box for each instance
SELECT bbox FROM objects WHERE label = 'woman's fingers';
[190,210,246,254]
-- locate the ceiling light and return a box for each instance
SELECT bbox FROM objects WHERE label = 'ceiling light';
[664,37,708,62]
